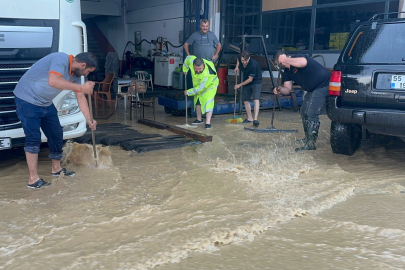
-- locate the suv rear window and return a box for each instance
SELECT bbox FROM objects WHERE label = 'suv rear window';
[343,22,405,64]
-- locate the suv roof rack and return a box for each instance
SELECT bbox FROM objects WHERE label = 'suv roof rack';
[369,11,405,21]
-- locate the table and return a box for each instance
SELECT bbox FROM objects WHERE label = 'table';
[114,78,135,112]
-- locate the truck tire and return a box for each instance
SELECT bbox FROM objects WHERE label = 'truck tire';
[330,121,362,156]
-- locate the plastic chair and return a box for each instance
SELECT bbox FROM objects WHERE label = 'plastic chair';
[115,83,130,112]
[93,73,115,109]
[129,80,155,121]
[135,71,153,92]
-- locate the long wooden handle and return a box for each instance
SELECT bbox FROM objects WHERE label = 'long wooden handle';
[234,74,238,117]
[184,73,188,125]
[271,71,282,127]
[88,94,98,166]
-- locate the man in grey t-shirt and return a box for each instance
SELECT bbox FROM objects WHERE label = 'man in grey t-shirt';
[183,19,222,62]
[14,52,98,189]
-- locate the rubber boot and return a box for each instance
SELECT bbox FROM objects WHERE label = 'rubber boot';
[295,121,319,152]
[295,117,308,144]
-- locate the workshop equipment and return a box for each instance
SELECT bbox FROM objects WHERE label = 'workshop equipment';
[226,74,243,124]
[159,91,303,116]
[217,67,228,94]
[154,55,182,87]
[176,74,197,129]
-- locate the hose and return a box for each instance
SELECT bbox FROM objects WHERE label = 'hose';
[167,41,184,48]
[121,40,152,63]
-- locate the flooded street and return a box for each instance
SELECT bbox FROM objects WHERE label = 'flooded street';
[1,104,405,270]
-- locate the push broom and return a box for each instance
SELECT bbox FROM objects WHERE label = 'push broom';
[176,73,197,129]
[244,69,298,133]
[226,74,243,124]
[88,93,98,166]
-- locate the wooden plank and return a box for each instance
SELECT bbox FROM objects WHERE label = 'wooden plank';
[138,119,213,143]
[166,126,213,143]
[138,119,168,130]
[228,44,240,53]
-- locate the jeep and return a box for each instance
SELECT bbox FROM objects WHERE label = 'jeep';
[327,14,405,156]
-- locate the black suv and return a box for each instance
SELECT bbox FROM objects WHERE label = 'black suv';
[326,15,405,156]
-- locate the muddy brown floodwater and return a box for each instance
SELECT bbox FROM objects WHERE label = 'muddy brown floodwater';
[1,104,405,270]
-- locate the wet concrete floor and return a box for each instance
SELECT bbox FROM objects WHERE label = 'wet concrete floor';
[1,95,405,270]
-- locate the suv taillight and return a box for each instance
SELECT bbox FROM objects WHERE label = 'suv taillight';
[329,71,342,96]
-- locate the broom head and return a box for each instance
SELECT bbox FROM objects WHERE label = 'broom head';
[226,116,243,124]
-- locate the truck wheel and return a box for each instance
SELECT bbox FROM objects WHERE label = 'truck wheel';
[164,107,173,114]
[330,121,362,156]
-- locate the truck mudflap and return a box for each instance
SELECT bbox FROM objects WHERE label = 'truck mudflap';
[326,96,405,137]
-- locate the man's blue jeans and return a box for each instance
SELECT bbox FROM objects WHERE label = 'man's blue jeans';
[15,96,63,160]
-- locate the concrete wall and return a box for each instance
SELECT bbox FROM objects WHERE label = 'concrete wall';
[93,15,127,58]
[125,0,184,56]
[92,0,184,59]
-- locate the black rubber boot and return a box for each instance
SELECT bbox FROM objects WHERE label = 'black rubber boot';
[295,121,319,152]
[295,117,309,144]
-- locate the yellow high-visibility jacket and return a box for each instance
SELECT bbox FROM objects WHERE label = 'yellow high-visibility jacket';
[182,56,218,114]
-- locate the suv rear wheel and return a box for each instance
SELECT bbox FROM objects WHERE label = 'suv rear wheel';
[330,121,362,156]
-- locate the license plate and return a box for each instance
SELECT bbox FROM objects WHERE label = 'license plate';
[390,75,405,89]
[0,138,12,150]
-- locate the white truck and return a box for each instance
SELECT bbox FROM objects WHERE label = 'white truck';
[0,0,88,151]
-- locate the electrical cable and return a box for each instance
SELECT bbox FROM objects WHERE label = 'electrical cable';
[121,39,183,75]
[121,39,152,67]
[167,41,184,48]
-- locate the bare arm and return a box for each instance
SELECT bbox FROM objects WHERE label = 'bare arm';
[279,55,307,68]
[183,42,190,56]
[273,80,293,95]
[234,58,240,74]
[234,76,253,90]
[75,92,97,131]
[212,43,222,61]
[48,73,95,95]
[49,73,82,92]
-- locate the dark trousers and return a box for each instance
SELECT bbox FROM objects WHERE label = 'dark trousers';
[15,96,63,160]
[300,86,328,122]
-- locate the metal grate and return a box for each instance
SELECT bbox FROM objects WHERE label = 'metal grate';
[0,61,32,130]
[0,106,16,112]
[0,77,20,83]
[0,63,32,69]
[0,119,20,125]
[0,92,14,98]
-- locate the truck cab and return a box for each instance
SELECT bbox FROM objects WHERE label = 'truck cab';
[0,0,88,151]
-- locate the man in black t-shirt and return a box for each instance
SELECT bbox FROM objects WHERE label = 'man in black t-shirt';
[273,50,330,152]
[234,51,263,127]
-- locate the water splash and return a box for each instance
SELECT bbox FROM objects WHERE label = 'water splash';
[62,142,113,169]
